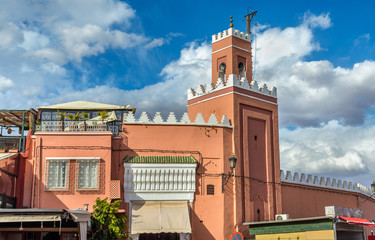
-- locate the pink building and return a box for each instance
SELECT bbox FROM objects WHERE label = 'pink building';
[1,16,375,240]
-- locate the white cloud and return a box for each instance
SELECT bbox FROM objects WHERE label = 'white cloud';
[144,38,165,49]
[0,22,24,49]
[59,24,147,62]
[303,12,331,29]
[253,13,375,127]
[43,41,212,116]
[280,119,375,184]
[18,31,50,51]
[0,75,15,92]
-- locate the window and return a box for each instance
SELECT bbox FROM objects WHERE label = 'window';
[207,184,215,195]
[45,160,69,190]
[76,159,100,190]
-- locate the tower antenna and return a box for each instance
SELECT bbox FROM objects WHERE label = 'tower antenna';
[253,21,258,81]
[244,8,258,34]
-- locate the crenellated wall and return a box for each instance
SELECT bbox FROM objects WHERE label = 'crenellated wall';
[212,28,251,43]
[123,111,232,128]
[187,74,277,101]
[281,170,374,198]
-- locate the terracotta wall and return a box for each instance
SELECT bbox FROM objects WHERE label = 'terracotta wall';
[23,133,113,211]
[281,182,375,236]
[122,124,233,240]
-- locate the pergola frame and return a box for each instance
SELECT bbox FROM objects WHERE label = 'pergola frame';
[0,109,37,152]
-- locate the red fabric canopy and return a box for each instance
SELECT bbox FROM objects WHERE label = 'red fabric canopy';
[339,216,375,227]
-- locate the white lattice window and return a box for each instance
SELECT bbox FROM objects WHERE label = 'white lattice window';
[76,159,100,190]
[45,160,69,191]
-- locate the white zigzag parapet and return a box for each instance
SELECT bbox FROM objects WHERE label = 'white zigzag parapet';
[281,170,374,198]
[187,74,277,101]
[212,28,251,43]
[123,112,232,128]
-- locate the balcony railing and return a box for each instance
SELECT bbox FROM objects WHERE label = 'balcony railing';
[35,120,121,135]
[0,136,25,152]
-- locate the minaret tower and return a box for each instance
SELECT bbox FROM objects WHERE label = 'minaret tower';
[187,13,281,238]
[212,16,253,86]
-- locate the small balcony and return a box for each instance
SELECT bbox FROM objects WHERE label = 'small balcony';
[35,120,122,135]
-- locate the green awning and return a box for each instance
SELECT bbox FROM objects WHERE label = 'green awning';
[124,155,198,164]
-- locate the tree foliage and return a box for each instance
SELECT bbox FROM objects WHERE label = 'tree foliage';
[89,197,128,240]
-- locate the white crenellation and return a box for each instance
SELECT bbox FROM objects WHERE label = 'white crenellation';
[212,28,251,43]
[221,115,230,126]
[166,112,178,123]
[281,170,375,198]
[227,74,241,87]
[153,112,164,123]
[240,77,251,89]
[194,113,205,124]
[187,74,277,101]
[250,80,259,91]
[196,85,206,95]
[139,112,151,123]
[208,114,218,125]
[123,112,232,128]
[125,112,136,123]
[187,88,196,99]
[216,77,226,90]
[180,113,191,124]
[206,82,215,93]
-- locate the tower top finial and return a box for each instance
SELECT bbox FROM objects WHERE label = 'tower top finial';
[229,15,233,28]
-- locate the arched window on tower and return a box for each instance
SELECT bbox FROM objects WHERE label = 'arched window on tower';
[238,62,246,79]
[219,63,226,81]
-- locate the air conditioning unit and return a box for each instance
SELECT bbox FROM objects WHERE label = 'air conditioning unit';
[275,214,289,221]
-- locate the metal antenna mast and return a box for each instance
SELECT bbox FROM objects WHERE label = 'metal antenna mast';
[244,8,258,34]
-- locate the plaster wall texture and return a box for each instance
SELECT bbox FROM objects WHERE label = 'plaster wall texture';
[187,78,280,240]
[281,182,375,237]
[212,32,252,84]
[122,123,233,240]
[24,132,113,212]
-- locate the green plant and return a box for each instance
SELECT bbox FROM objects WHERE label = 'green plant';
[81,112,89,131]
[66,112,81,122]
[97,111,109,123]
[56,110,67,130]
[88,198,128,240]
[56,110,67,121]
[81,112,89,121]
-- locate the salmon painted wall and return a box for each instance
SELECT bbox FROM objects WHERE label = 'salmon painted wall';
[188,85,281,239]
[281,183,375,236]
[24,132,114,212]
[121,124,233,240]
[0,154,17,198]
[212,33,252,84]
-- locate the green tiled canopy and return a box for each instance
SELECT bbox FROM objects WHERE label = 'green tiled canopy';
[124,155,198,164]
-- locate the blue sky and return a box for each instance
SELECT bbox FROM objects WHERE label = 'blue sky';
[1,0,375,187]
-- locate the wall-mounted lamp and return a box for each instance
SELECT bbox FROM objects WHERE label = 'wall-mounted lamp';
[222,154,237,192]
[84,203,89,211]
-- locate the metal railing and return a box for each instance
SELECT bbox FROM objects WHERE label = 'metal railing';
[35,120,121,135]
[0,136,25,152]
